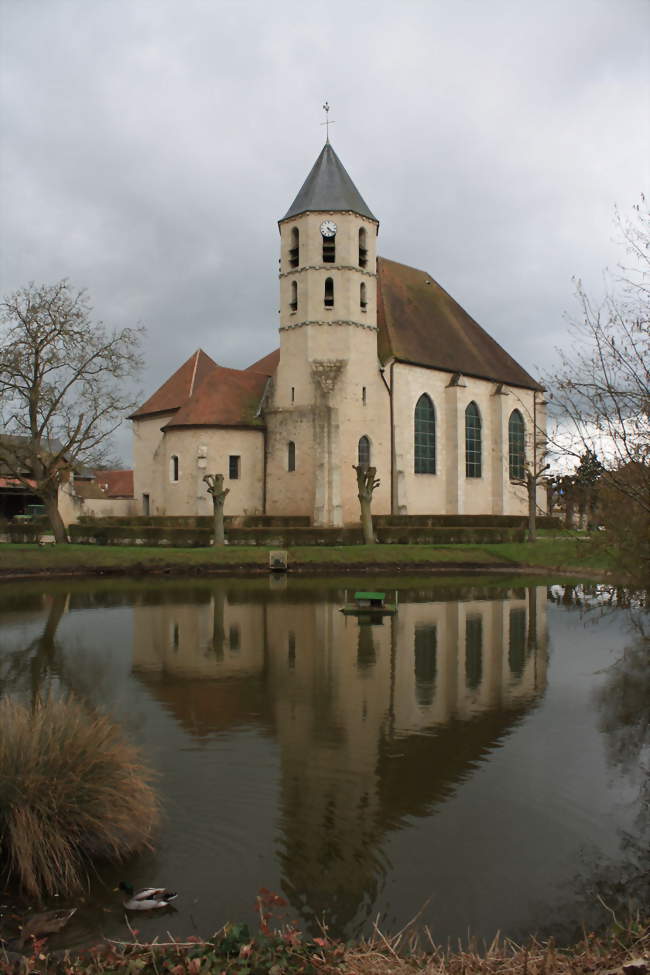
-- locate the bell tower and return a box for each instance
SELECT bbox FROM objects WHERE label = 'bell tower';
[265,141,391,526]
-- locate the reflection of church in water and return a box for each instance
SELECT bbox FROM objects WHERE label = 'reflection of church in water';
[132,583,548,930]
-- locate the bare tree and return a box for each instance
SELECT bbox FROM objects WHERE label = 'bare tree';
[545,197,649,575]
[203,473,229,545]
[0,280,144,543]
[546,196,649,514]
[353,464,380,544]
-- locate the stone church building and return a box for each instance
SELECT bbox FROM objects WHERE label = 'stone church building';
[131,142,546,525]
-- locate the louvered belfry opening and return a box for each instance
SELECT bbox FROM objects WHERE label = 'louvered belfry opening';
[289,227,299,268]
[322,234,335,263]
[359,226,367,267]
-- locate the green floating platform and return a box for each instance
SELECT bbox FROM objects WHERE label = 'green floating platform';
[340,591,398,616]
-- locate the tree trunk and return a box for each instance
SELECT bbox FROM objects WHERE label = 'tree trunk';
[354,465,380,545]
[360,496,373,545]
[203,473,229,546]
[212,496,226,545]
[565,497,575,528]
[43,491,68,544]
[527,470,537,543]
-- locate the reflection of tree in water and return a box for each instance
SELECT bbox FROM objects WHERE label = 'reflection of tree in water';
[591,607,649,915]
[550,595,650,933]
[0,593,68,706]
[0,593,120,710]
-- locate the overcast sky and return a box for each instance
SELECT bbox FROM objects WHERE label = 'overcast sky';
[1,0,648,464]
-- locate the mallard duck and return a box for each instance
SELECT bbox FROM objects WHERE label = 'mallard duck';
[17,908,77,947]
[118,882,178,911]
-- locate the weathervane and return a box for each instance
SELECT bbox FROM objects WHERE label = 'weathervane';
[321,101,335,143]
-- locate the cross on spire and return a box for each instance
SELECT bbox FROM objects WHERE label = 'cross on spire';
[321,101,335,143]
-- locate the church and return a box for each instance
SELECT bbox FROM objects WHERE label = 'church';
[131,141,547,526]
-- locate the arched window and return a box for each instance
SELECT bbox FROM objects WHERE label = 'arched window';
[465,401,482,477]
[358,435,371,468]
[414,394,436,473]
[289,227,299,268]
[360,281,367,310]
[290,280,297,312]
[508,410,526,480]
[170,455,179,482]
[324,277,334,308]
[287,440,296,472]
[358,227,367,267]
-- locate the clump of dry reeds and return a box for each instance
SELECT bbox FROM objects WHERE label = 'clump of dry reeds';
[340,913,649,974]
[0,694,158,899]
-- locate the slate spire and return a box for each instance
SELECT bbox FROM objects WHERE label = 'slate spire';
[282,143,376,222]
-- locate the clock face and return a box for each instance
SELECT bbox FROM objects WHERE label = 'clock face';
[320,220,337,238]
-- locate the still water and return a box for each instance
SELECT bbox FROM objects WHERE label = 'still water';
[0,576,647,947]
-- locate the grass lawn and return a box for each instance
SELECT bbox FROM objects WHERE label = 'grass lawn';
[0,535,615,578]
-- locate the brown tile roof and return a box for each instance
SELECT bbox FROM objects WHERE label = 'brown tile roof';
[130,349,219,419]
[163,364,268,430]
[377,257,542,391]
[246,349,280,375]
[93,469,134,498]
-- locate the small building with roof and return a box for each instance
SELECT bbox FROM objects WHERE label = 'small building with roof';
[130,141,546,524]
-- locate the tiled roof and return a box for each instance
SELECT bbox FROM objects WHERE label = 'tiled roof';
[377,258,542,391]
[282,143,377,222]
[93,469,134,498]
[130,349,219,419]
[163,364,268,430]
[246,349,280,375]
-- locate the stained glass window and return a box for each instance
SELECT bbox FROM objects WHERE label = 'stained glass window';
[508,410,525,480]
[465,401,481,477]
[414,394,436,473]
[358,436,370,469]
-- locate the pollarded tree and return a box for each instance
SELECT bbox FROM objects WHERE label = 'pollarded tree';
[203,472,229,545]
[0,280,144,543]
[354,464,380,545]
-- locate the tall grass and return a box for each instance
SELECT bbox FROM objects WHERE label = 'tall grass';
[0,695,158,899]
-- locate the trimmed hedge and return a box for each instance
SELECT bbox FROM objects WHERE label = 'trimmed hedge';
[68,524,525,546]
[374,514,560,528]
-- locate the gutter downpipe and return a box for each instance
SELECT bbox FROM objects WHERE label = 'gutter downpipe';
[379,359,396,515]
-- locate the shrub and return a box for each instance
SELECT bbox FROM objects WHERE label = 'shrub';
[0,695,158,898]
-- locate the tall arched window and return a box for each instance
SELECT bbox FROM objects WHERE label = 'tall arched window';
[290,280,297,312]
[287,440,296,472]
[508,410,526,480]
[289,227,299,268]
[324,277,334,308]
[358,227,367,267]
[465,401,482,478]
[360,281,367,310]
[358,435,371,469]
[170,455,179,482]
[414,394,436,473]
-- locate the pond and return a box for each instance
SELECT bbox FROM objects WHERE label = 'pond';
[0,575,647,949]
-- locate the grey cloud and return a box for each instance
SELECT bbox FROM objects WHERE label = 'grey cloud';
[1,0,647,463]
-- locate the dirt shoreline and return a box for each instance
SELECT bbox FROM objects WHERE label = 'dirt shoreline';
[0,560,607,582]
